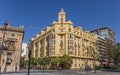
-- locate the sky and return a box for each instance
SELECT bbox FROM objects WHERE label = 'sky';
[0,0,120,43]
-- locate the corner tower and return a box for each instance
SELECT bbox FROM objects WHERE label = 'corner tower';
[58,8,66,23]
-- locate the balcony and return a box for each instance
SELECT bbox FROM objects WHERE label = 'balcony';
[6,59,12,64]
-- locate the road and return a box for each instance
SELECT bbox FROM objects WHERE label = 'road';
[1,70,120,75]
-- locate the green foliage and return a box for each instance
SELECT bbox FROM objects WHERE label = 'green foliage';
[37,57,42,65]
[105,41,120,66]
[112,43,120,66]
[88,46,98,59]
[106,42,114,59]
[51,57,60,69]
[61,54,72,64]
[60,54,72,69]
[44,57,49,65]
[61,55,72,64]
[30,57,36,65]
[38,57,49,65]
[20,57,25,67]
[51,57,60,65]
[25,60,28,66]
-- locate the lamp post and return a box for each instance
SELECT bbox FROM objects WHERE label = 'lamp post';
[27,41,32,75]
[27,49,31,75]
[0,21,8,75]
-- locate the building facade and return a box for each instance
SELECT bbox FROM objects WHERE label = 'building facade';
[91,27,115,66]
[0,22,24,72]
[26,9,99,69]
[90,27,115,44]
[95,35,107,66]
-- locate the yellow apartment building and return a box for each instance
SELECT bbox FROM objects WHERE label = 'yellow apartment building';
[26,9,99,69]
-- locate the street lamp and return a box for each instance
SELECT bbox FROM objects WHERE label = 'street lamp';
[27,49,31,75]
[27,41,32,75]
[0,21,8,75]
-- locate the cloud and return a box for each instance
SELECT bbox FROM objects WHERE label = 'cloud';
[22,43,27,56]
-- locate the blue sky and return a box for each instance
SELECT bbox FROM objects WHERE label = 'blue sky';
[0,0,120,43]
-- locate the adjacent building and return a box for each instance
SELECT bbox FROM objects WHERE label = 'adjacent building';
[95,35,107,66]
[0,21,24,72]
[26,9,99,69]
[91,27,115,66]
[90,27,115,44]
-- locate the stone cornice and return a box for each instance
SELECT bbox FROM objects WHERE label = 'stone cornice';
[0,26,24,33]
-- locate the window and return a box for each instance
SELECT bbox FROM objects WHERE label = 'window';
[7,53,12,59]
[3,59,4,63]
[61,29,63,32]
[61,35,63,39]
[61,24,63,27]
[79,64,80,67]
[35,43,38,57]
[0,41,1,45]
[68,46,73,51]
[51,34,55,39]
[69,28,71,32]
[6,62,11,66]
[60,40,63,47]
[8,41,16,50]
[11,33,15,37]
[54,40,55,44]
[70,35,72,39]
[68,34,73,39]
[75,64,77,67]
[75,37,76,40]
[53,29,55,32]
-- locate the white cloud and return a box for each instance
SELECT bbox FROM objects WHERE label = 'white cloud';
[22,43,27,56]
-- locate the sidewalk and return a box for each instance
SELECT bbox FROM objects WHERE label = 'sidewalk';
[1,69,58,74]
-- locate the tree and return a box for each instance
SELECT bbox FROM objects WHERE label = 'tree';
[38,58,44,66]
[88,46,98,73]
[24,60,28,68]
[51,57,60,69]
[37,57,42,68]
[20,57,25,68]
[105,40,115,67]
[60,55,72,69]
[112,43,120,66]
[104,41,120,69]
[37,57,49,69]
[30,57,37,68]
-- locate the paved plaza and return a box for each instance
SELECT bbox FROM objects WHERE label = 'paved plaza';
[1,69,120,75]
